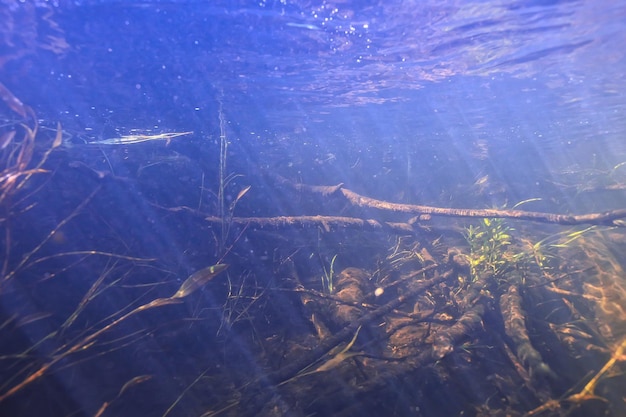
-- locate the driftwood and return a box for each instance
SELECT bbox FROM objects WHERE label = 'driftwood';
[237,267,450,417]
[271,175,626,226]
[201,184,626,236]
[204,215,416,234]
[339,188,626,225]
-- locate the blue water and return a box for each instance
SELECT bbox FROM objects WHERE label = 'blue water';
[1,1,626,416]
[7,0,623,210]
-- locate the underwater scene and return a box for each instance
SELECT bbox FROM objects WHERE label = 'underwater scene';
[1,0,626,416]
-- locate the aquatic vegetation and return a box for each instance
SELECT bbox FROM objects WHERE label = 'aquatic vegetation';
[0,93,233,413]
[463,215,595,282]
[464,217,514,279]
[321,253,337,294]
[214,102,251,258]
[0,262,227,402]
[0,85,62,285]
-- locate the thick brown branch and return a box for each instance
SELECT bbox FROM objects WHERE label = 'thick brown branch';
[204,215,415,234]
[237,269,452,416]
[272,175,626,226]
[340,188,625,225]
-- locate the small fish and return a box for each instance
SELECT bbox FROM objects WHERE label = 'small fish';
[0,82,28,119]
[86,131,193,146]
[286,22,321,30]
[278,326,363,386]
[0,130,16,150]
[473,174,489,187]
[173,263,229,299]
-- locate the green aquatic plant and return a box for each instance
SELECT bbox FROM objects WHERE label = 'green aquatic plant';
[321,254,338,294]
[465,215,597,285]
[464,217,515,279]
[214,100,250,257]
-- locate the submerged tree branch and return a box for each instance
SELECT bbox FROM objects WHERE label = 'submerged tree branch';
[340,188,626,225]
[204,215,415,234]
[272,175,626,226]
